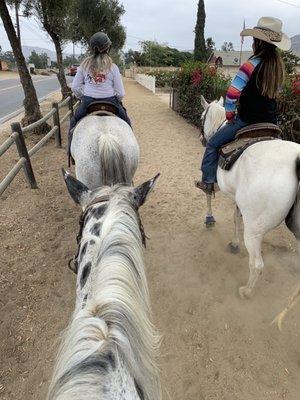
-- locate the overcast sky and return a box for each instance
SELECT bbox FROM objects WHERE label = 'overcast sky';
[0,0,299,54]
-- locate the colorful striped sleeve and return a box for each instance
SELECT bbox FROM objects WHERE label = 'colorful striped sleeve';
[224,57,261,121]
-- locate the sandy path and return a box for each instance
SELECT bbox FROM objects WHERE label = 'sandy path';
[0,79,300,399]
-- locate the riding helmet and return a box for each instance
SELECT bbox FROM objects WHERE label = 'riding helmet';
[90,32,112,54]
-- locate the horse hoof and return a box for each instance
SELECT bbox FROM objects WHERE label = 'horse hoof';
[227,242,240,254]
[239,286,252,299]
[205,215,216,228]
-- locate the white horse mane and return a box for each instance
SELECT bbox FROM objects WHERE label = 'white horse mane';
[48,186,161,400]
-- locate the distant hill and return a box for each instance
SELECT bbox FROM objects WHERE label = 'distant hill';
[22,45,57,61]
[21,45,80,61]
[291,35,300,52]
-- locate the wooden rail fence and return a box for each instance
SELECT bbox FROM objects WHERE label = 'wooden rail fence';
[0,95,79,196]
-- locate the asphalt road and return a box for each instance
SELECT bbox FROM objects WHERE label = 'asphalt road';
[0,75,73,124]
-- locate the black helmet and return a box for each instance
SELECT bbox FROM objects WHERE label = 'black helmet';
[90,32,112,54]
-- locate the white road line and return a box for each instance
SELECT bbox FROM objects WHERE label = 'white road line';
[0,89,60,125]
[0,76,56,93]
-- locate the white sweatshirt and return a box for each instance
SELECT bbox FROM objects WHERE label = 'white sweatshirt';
[72,63,125,99]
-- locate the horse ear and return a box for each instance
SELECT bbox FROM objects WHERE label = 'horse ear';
[132,173,160,208]
[201,95,209,110]
[218,96,224,106]
[62,168,91,206]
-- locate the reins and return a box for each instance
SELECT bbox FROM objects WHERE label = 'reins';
[68,194,147,274]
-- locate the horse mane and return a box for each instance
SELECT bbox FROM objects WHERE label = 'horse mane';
[204,101,226,141]
[48,186,161,400]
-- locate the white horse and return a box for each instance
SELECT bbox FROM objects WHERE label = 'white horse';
[47,170,161,400]
[200,96,300,298]
[71,116,139,189]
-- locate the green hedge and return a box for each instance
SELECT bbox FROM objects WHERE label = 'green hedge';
[147,61,299,140]
[175,62,230,127]
[145,70,179,88]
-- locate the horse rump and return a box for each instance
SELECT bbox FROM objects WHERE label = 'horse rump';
[285,157,300,239]
[99,133,129,186]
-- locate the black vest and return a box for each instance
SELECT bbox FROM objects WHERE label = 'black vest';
[238,64,277,124]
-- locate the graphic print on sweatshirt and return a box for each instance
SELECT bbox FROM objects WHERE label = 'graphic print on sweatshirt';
[87,72,106,84]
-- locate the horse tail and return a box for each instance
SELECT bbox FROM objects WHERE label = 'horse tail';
[98,133,129,186]
[285,157,300,240]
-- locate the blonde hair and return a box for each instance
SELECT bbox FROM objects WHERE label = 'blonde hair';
[81,53,113,75]
[252,38,285,98]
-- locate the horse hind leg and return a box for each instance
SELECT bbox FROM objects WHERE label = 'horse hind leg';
[228,205,242,254]
[239,230,264,299]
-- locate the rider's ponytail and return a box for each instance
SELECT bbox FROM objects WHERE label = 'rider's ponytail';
[80,48,112,75]
[252,38,285,99]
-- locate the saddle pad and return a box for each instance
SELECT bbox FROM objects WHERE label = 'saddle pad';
[219,136,277,171]
[236,123,281,139]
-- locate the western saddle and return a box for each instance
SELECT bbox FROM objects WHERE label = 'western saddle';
[86,101,119,117]
[218,123,282,170]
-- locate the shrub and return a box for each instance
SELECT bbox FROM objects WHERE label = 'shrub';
[278,74,300,142]
[174,62,230,127]
[146,70,179,88]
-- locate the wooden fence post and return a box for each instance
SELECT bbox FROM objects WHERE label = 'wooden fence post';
[11,122,37,189]
[68,95,74,116]
[52,102,62,148]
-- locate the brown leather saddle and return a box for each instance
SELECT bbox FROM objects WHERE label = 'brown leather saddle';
[219,123,282,170]
[86,101,119,117]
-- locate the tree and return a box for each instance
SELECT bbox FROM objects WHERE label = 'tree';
[221,41,234,52]
[24,0,72,97]
[138,41,193,67]
[70,0,126,49]
[124,49,143,66]
[206,37,215,54]
[28,50,48,68]
[0,0,44,126]
[0,46,15,68]
[194,0,207,62]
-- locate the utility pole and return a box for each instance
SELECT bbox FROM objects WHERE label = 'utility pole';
[15,0,21,46]
[72,41,75,64]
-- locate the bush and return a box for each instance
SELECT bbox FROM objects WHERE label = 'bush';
[174,62,230,127]
[278,74,300,142]
[146,70,179,88]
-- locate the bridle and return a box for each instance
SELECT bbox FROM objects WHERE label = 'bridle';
[199,103,226,147]
[68,194,147,274]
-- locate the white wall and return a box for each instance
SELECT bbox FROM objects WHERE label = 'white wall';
[135,74,156,94]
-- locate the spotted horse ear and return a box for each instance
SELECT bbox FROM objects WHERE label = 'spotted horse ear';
[62,168,91,207]
[131,173,160,209]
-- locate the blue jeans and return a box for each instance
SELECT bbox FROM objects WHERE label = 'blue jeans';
[201,116,249,183]
[69,95,131,131]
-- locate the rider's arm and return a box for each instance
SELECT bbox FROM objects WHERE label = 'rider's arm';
[72,67,84,99]
[112,64,125,99]
[224,57,261,121]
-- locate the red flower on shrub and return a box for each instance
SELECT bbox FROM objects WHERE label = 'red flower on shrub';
[191,69,202,87]
[292,74,300,95]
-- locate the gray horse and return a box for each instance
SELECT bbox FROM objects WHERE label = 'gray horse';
[71,116,139,189]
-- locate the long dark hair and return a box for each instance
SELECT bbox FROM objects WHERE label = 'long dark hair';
[252,38,285,98]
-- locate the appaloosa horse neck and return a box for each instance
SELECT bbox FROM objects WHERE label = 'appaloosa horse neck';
[71,115,139,189]
[200,96,300,298]
[47,170,161,400]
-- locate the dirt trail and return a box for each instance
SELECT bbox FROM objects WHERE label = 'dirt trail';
[0,79,300,400]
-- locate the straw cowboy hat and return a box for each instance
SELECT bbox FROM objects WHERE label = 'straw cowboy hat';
[240,17,291,51]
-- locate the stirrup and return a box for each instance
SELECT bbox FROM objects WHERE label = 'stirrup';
[194,180,215,196]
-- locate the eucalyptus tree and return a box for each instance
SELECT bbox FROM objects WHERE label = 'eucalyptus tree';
[23,0,72,97]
